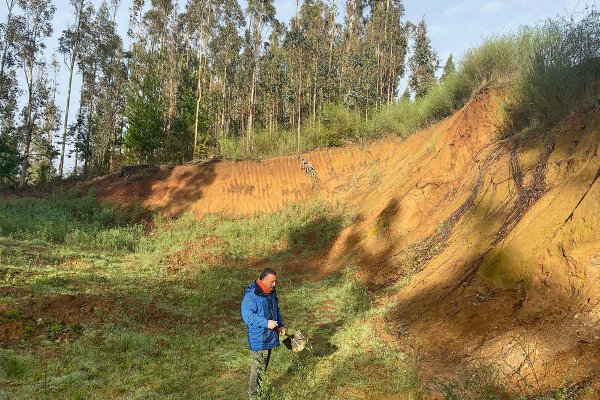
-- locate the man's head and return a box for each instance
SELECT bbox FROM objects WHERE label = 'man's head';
[259,267,277,291]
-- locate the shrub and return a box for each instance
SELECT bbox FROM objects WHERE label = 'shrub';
[461,35,520,90]
[503,11,600,134]
[321,103,365,143]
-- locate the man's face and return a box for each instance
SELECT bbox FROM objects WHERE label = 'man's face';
[261,273,277,290]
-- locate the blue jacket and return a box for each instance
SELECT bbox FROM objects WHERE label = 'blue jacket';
[241,281,284,351]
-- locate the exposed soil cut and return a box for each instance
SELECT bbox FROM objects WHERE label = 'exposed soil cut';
[89,88,600,396]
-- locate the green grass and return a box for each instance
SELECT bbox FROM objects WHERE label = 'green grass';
[0,187,147,248]
[502,11,600,135]
[0,190,424,399]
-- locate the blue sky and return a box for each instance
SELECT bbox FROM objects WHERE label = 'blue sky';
[1,0,595,172]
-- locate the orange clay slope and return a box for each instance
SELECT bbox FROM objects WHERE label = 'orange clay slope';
[93,88,600,394]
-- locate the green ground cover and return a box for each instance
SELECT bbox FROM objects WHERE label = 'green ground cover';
[0,192,421,399]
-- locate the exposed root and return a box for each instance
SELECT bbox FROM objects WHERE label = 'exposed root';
[563,166,600,225]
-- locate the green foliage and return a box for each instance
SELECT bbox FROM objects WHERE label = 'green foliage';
[368,10,598,143]
[232,9,600,160]
[461,35,521,90]
[124,59,166,163]
[0,133,20,184]
[503,11,600,134]
[367,66,471,139]
[138,201,348,262]
[321,103,365,144]
[0,188,146,248]
[336,267,372,318]
[441,53,456,81]
[408,18,439,99]
[0,350,31,379]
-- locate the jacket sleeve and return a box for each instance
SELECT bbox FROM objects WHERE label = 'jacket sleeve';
[241,293,268,328]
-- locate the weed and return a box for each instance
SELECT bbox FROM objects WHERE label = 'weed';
[2,309,21,320]
[0,350,31,379]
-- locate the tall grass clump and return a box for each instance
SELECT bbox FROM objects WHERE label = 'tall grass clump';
[218,128,299,160]
[368,35,521,139]
[503,9,600,134]
[218,108,366,160]
[0,189,146,249]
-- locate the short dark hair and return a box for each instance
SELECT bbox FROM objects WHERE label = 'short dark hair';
[259,268,277,280]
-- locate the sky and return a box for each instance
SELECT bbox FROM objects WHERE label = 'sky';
[1,0,596,173]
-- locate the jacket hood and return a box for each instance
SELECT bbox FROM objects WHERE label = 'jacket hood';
[245,281,257,294]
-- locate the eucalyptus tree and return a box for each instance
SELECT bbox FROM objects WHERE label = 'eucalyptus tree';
[123,3,166,163]
[75,2,101,176]
[94,0,126,173]
[367,0,408,109]
[16,0,55,187]
[0,0,22,141]
[0,0,20,107]
[323,0,340,105]
[284,1,309,150]
[440,53,455,81]
[29,62,60,183]
[256,20,287,136]
[183,0,219,157]
[0,1,20,185]
[123,0,173,163]
[244,0,275,154]
[339,0,368,108]
[297,0,335,124]
[207,0,245,139]
[408,18,438,99]
[57,0,88,179]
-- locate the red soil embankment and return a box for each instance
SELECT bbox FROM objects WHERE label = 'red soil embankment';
[93,88,600,396]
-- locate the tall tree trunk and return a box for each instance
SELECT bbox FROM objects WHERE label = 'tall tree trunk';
[247,64,256,155]
[327,14,335,102]
[193,11,208,158]
[247,14,263,157]
[19,60,35,188]
[297,69,302,152]
[59,0,84,178]
[312,58,317,124]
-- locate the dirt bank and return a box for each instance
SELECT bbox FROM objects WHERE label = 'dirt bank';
[92,88,600,396]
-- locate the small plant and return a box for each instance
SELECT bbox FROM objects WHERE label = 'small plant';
[0,350,30,379]
[2,309,21,320]
[336,267,372,318]
[46,322,66,341]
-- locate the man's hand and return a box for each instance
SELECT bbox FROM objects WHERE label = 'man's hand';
[267,320,279,330]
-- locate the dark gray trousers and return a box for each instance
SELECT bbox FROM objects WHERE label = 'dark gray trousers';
[248,349,271,399]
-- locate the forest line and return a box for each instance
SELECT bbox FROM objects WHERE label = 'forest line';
[1,1,598,188]
[0,0,445,186]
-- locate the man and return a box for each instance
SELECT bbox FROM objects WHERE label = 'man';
[241,268,285,399]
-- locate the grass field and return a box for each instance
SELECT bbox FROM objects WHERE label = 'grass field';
[0,191,422,399]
